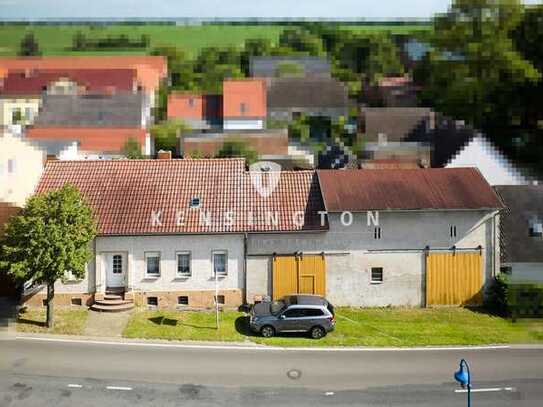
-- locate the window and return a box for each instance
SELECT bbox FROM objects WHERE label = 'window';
[11,108,21,124]
[71,297,82,306]
[371,267,383,284]
[25,107,33,121]
[529,217,543,237]
[178,296,189,306]
[7,159,16,174]
[188,98,195,107]
[176,252,191,277]
[304,308,325,317]
[214,295,225,305]
[283,308,305,318]
[146,296,158,307]
[213,251,227,276]
[373,227,381,239]
[145,252,160,276]
[189,196,201,208]
[450,225,457,238]
[112,255,122,274]
[240,102,247,114]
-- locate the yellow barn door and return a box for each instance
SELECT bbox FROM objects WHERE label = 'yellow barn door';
[272,255,326,300]
[426,252,483,306]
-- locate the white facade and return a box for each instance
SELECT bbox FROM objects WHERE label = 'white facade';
[223,119,264,131]
[446,136,532,186]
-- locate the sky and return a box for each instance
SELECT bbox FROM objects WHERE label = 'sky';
[0,0,539,20]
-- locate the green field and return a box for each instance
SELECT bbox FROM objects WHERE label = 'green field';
[0,23,430,57]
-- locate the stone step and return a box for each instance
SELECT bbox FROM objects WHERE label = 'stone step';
[95,299,132,307]
[104,294,123,301]
[90,302,134,313]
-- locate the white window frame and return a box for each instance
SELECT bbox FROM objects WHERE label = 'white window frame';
[176,251,191,277]
[212,250,228,277]
[370,267,384,284]
[145,251,161,278]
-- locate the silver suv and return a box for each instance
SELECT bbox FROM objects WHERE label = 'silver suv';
[249,294,335,339]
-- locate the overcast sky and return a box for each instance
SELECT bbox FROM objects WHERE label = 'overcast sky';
[0,0,540,20]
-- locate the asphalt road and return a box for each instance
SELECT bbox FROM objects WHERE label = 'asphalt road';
[2,337,543,406]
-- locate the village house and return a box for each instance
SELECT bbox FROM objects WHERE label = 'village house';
[24,157,503,310]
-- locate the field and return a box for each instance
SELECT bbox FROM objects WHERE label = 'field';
[0,23,430,57]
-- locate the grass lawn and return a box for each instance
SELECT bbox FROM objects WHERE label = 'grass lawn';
[0,23,431,57]
[16,307,89,335]
[123,309,247,342]
[123,307,543,347]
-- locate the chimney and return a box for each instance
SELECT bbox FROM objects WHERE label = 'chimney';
[157,150,172,160]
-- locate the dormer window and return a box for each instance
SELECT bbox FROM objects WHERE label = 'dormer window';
[190,197,201,208]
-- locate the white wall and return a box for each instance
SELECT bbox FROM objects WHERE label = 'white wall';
[446,136,530,186]
[247,210,498,306]
[223,119,264,130]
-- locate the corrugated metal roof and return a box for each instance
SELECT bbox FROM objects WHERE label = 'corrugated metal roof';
[317,168,504,211]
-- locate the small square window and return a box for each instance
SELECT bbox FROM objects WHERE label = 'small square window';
[42,299,47,307]
[373,227,381,239]
[213,251,227,276]
[450,225,457,238]
[189,197,201,208]
[240,103,247,114]
[371,267,383,284]
[188,98,195,107]
[7,159,16,174]
[145,252,160,276]
[214,295,225,305]
[71,297,82,306]
[178,296,189,306]
[529,219,543,237]
[176,252,191,277]
[147,296,158,307]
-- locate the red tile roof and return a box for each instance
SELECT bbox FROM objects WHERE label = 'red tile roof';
[0,56,167,93]
[35,159,326,235]
[0,69,137,96]
[167,93,222,120]
[223,79,266,118]
[317,168,504,212]
[26,127,146,154]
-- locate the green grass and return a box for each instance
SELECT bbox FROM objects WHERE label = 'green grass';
[123,309,247,342]
[122,307,543,347]
[16,307,89,335]
[0,23,431,57]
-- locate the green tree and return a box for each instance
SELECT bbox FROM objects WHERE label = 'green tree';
[279,27,324,56]
[217,139,258,164]
[123,137,144,159]
[414,0,540,128]
[72,31,87,50]
[151,120,189,154]
[19,32,41,56]
[0,185,96,328]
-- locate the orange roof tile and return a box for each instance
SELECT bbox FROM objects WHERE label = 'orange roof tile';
[26,127,146,154]
[223,79,266,118]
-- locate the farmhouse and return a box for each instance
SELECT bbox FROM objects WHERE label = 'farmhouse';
[25,158,503,310]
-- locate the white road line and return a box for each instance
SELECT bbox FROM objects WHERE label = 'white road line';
[67,384,83,388]
[325,391,335,396]
[16,336,512,352]
[106,386,132,391]
[454,387,516,393]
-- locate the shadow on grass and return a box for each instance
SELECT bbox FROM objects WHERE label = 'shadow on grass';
[16,317,46,328]
[148,316,217,331]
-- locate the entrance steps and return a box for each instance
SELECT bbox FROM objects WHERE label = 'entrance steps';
[90,288,134,313]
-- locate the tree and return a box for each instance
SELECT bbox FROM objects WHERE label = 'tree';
[414,0,540,128]
[72,31,87,50]
[19,32,41,56]
[0,185,96,328]
[279,27,324,56]
[123,137,144,159]
[217,139,258,164]
[150,120,189,154]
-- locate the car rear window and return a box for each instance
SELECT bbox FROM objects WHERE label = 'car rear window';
[327,303,335,316]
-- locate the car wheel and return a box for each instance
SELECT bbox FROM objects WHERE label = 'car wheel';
[261,325,275,338]
[310,326,325,339]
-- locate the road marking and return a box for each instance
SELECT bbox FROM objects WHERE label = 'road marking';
[325,391,335,396]
[106,386,132,391]
[455,387,516,393]
[67,384,82,388]
[16,336,513,352]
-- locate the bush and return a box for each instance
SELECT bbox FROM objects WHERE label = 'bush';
[484,273,510,316]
